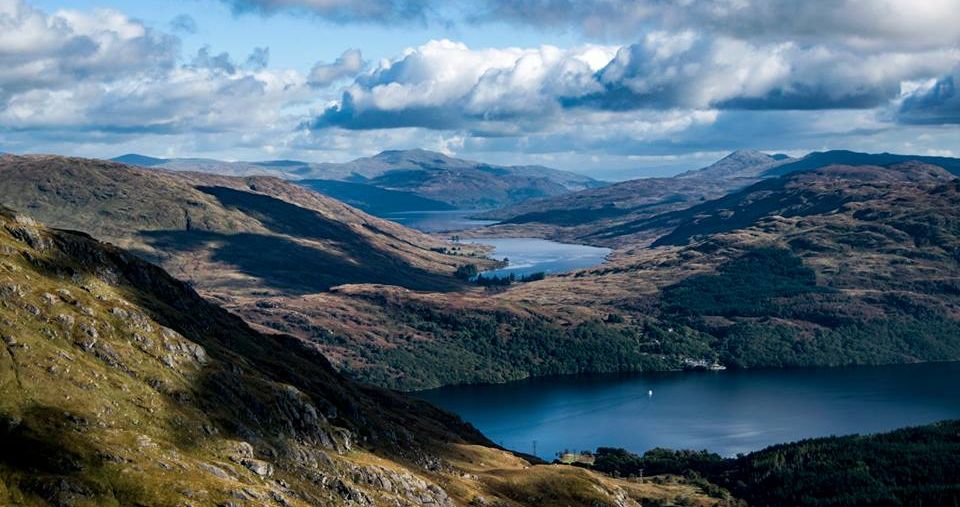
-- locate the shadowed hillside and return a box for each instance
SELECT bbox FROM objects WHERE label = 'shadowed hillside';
[763,149,960,177]
[0,207,728,506]
[0,154,491,296]
[589,162,955,246]
[297,179,455,214]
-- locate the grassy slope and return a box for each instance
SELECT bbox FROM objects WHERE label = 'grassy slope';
[0,207,723,507]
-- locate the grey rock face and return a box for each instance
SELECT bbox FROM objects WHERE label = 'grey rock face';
[5,215,51,251]
[241,458,274,477]
[347,463,454,507]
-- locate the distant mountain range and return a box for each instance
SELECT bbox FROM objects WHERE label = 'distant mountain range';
[113,149,605,212]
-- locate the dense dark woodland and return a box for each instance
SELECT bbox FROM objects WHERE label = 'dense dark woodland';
[584,420,960,507]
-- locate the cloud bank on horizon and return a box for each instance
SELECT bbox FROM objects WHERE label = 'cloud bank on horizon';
[1,0,959,177]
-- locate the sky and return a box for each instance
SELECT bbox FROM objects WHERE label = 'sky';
[2,0,960,180]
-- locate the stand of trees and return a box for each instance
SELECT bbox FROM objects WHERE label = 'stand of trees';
[578,420,960,506]
[475,271,546,286]
[454,264,546,286]
[454,264,479,280]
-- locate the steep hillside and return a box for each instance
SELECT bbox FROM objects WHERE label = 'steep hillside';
[0,207,725,507]
[0,154,493,297]
[474,150,960,249]
[3,155,618,391]
[114,150,604,211]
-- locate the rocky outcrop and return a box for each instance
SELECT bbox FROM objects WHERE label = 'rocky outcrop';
[347,463,454,507]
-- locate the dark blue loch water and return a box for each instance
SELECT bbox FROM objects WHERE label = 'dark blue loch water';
[416,362,960,459]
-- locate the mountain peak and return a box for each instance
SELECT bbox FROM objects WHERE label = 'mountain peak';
[679,150,793,180]
[721,150,781,163]
[372,148,457,165]
[376,148,439,157]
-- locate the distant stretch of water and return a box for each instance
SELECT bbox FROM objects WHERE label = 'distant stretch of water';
[380,209,612,277]
[416,362,960,460]
[468,238,612,278]
[381,210,498,233]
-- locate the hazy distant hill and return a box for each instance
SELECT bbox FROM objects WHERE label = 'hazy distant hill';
[298,179,455,214]
[486,150,788,219]
[113,149,604,211]
[112,153,168,166]
[677,150,793,179]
